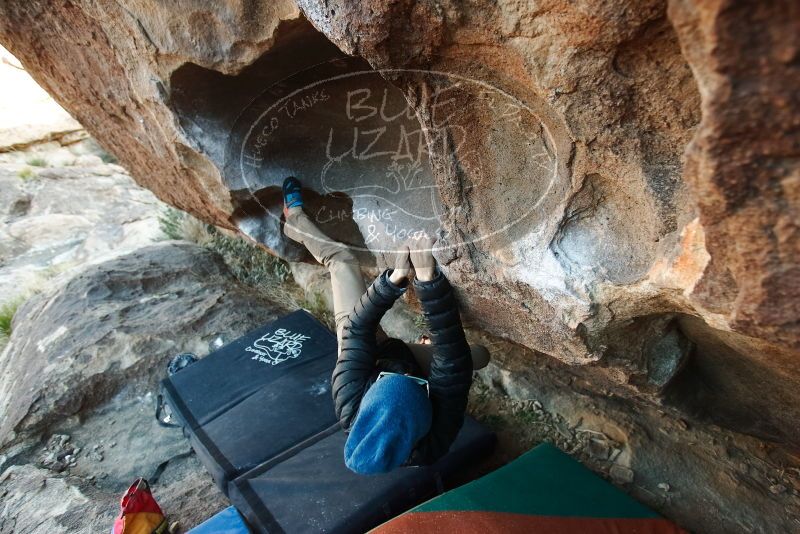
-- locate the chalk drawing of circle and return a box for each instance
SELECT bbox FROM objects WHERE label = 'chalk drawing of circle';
[234,64,563,254]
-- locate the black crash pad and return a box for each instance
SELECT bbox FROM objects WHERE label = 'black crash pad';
[161,310,339,491]
[229,417,495,534]
[161,310,496,533]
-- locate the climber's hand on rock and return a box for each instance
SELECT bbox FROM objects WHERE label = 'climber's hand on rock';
[389,245,411,286]
[409,235,437,282]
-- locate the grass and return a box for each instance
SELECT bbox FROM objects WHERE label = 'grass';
[158,207,187,240]
[301,291,335,331]
[209,230,344,325]
[512,403,544,426]
[206,229,292,287]
[157,207,325,319]
[99,151,118,164]
[158,206,342,329]
[26,156,48,167]
[17,167,35,180]
[0,298,24,346]
[159,208,295,288]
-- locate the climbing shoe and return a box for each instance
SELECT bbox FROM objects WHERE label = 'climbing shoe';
[282,176,304,210]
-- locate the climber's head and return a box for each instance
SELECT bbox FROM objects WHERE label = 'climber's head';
[344,372,432,474]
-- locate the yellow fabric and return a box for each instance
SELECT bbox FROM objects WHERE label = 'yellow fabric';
[121,512,166,534]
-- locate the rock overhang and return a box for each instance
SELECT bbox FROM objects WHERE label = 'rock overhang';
[1,1,798,453]
[169,17,575,272]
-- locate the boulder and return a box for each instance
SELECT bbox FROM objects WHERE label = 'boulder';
[0,160,165,299]
[0,2,798,529]
[0,464,104,533]
[0,429,225,534]
[0,392,229,533]
[471,339,800,534]
[0,242,285,447]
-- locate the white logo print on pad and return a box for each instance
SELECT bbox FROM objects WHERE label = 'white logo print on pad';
[246,328,311,366]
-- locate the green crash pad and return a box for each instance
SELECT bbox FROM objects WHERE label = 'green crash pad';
[372,442,686,533]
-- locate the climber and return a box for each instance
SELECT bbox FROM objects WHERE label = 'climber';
[281,176,490,474]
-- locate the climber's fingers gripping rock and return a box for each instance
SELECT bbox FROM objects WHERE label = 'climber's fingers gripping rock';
[409,235,438,282]
[388,245,411,286]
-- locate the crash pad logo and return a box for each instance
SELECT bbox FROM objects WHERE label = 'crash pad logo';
[246,328,311,366]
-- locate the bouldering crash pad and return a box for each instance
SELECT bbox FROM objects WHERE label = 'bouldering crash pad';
[161,310,496,533]
[188,506,251,534]
[371,442,687,534]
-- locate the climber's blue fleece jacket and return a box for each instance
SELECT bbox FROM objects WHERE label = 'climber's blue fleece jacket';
[332,268,473,465]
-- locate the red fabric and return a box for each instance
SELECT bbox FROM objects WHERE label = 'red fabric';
[113,479,165,534]
[120,479,164,515]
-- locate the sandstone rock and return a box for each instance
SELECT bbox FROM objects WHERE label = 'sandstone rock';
[668,0,800,349]
[610,464,635,485]
[0,464,103,533]
[0,242,286,447]
[1,424,225,534]
[0,171,29,218]
[0,161,165,299]
[23,391,229,533]
[472,338,800,533]
[289,261,333,310]
[1,2,795,456]
[0,2,798,530]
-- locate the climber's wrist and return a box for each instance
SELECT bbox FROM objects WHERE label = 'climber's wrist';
[415,267,436,282]
[388,268,409,286]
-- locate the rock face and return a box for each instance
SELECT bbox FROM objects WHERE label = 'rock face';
[0,120,284,530]
[1,464,101,533]
[0,242,285,447]
[0,242,284,532]
[468,332,800,534]
[0,2,798,530]
[0,153,164,299]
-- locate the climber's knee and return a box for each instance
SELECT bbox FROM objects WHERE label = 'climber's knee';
[323,246,358,268]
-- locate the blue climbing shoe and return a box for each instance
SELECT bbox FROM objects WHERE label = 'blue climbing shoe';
[282,176,304,210]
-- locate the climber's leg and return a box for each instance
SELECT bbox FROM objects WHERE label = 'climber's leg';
[284,207,367,344]
[405,342,491,377]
